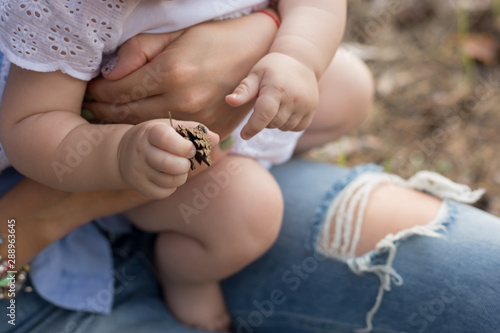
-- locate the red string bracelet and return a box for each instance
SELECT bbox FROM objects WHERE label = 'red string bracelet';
[258,9,280,28]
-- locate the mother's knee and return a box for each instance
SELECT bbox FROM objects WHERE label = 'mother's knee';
[315,170,484,259]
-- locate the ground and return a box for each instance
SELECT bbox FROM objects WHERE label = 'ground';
[303,0,500,216]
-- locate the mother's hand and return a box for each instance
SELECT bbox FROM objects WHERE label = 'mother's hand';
[85,11,279,139]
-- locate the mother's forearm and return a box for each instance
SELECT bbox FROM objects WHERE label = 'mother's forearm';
[0,178,148,266]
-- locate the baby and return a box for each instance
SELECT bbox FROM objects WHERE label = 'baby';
[0,0,346,331]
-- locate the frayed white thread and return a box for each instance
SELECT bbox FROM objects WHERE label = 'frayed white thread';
[347,223,446,333]
[407,171,485,203]
[318,172,402,259]
[317,171,484,260]
[316,170,483,333]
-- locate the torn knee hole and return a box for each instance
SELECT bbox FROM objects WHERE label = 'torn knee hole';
[315,171,484,261]
[316,172,399,260]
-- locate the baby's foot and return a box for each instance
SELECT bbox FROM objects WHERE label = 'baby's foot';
[164,282,231,332]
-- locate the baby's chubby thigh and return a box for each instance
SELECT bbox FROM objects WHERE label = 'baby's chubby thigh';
[126,155,284,266]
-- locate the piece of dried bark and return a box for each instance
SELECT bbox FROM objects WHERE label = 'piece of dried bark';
[170,113,212,170]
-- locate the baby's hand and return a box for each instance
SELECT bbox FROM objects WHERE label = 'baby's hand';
[118,120,216,199]
[226,52,319,140]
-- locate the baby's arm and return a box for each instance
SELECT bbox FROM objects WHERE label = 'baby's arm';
[0,66,200,198]
[226,0,346,139]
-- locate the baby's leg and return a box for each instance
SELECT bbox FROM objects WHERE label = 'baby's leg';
[296,48,374,153]
[127,155,283,331]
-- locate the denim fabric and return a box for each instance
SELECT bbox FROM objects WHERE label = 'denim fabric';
[0,168,123,314]
[224,160,500,333]
[1,159,499,333]
[0,167,23,196]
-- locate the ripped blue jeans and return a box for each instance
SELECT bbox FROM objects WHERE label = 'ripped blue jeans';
[225,159,500,333]
[2,159,499,333]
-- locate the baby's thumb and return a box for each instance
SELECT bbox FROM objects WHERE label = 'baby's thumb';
[225,73,260,107]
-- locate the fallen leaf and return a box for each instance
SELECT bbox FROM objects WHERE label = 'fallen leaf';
[459,33,500,66]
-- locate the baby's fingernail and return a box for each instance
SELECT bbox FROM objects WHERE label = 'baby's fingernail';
[241,131,251,140]
[101,56,119,75]
[219,136,234,151]
[81,108,95,121]
[188,147,196,158]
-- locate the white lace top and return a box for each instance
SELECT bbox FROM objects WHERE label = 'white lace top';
[0,0,268,81]
[0,0,303,173]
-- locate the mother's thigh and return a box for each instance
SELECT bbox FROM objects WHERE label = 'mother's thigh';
[222,159,500,333]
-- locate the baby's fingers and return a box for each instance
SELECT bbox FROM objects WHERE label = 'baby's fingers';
[149,171,188,191]
[145,145,192,175]
[226,72,260,107]
[276,113,302,132]
[148,123,196,159]
[241,92,280,140]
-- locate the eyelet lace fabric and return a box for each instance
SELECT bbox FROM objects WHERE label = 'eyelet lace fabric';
[0,0,270,81]
[0,0,137,81]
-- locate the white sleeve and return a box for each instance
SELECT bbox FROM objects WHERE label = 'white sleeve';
[230,111,304,169]
[0,1,133,81]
